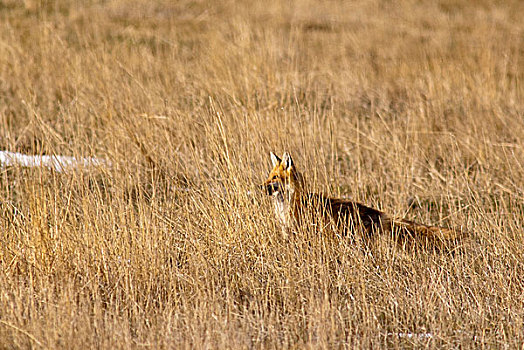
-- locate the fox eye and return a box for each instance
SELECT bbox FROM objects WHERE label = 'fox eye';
[272,175,278,180]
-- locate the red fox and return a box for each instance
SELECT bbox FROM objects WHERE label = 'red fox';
[262,152,464,247]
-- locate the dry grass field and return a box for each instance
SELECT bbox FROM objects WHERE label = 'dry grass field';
[0,0,523,348]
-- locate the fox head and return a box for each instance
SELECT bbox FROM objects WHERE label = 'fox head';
[262,152,301,198]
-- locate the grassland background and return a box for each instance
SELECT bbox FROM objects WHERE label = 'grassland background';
[0,0,523,348]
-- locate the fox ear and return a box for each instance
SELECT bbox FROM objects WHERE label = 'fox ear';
[282,152,294,170]
[270,152,281,167]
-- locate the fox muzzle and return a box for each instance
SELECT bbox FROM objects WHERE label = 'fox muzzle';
[263,182,281,196]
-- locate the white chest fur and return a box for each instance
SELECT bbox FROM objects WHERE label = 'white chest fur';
[272,193,288,226]
[271,185,295,227]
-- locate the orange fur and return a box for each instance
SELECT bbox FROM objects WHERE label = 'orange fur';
[262,152,464,247]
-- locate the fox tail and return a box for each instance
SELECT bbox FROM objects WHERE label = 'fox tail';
[383,216,465,247]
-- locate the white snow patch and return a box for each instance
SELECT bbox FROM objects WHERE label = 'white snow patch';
[388,332,433,339]
[0,151,110,172]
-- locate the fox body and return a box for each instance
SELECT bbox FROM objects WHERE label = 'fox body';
[263,152,462,246]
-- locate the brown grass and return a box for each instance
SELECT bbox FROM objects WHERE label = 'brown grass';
[0,0,523,348]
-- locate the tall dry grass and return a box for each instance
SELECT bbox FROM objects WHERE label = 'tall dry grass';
[0,0,523,348]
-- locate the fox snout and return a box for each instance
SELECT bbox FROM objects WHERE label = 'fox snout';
[262,182,281,195]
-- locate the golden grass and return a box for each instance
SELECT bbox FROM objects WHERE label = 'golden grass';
[0,0,523,348]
